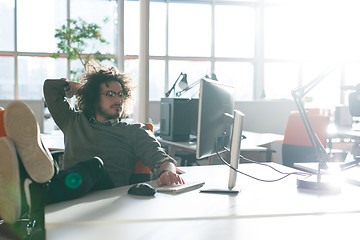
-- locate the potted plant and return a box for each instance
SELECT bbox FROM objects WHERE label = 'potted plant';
[50,18,115,81]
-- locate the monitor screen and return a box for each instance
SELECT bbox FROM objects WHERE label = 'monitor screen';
[196,78,235,159]
[196,78,244,191]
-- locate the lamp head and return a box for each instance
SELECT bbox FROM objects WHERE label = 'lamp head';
[211,73,218,81]
[178,73,188,90]
[165,72,187,97]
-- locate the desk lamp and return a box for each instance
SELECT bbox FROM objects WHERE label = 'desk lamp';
[175,73,217,97]
[165,72,187,97]
[291,65,339,190]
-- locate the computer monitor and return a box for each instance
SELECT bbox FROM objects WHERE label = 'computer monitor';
[196,78,244,191]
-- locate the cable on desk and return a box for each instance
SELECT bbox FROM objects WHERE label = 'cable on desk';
[223,146,310,176]
[216,148,311,183]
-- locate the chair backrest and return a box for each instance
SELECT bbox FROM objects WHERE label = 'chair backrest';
[0,109,6,137]
[283,111,329,147]
[133,123,153,174]
[282,110,329,168]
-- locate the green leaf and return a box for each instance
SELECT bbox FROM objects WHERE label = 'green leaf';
[52,17,112,76]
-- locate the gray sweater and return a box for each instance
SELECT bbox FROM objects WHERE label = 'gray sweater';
[43,79,173,187]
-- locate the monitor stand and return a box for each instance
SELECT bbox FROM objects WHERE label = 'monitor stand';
[200,110,244,195]
[200,188,240,194]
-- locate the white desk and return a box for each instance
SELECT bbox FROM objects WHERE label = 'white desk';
[158,131,283,162]
[46,163,360,240]
[327,124,360,154]
[328,124,360,140]
[41,131,64,151]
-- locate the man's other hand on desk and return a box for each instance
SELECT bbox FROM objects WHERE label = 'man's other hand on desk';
[156,170,185,186]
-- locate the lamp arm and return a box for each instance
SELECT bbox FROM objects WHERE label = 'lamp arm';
[293,65,338,98]
[165,72,184,97]
[175,78,202,97]
[292,91,328,169]
[291,64,338,175]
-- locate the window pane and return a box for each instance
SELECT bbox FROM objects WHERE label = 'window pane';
[17,0,66,52]
[264,5,299,59]
[70,59,86,82]
[124,59,139,117]
[168,60,211,98]
[265,2,360,61]
[71,0,117,54]
[18,57,67,99]
[215,62,254,101]
[264,63,298,100]
[302,63,341,110]
[124,1,140,56]
[168,2,211,57]
[343,63,360,105]
[0,0,14,51]
[344,63,360,87]
[125,59,139,83]
[70,59,116,82]
[215,5,255,58]
[149,60,165,101]
[0,56,15,99]
[149,2,166,56]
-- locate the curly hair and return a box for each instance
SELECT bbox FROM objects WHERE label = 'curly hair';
[76,65,135,119]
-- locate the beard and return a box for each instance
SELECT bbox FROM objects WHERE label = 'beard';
[96,105,122,121]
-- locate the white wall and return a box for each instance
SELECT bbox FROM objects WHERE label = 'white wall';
[149,101,161,124]
[149,100,297,135]
[235,100,297,134]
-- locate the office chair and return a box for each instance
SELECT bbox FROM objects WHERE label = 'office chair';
[282,110,329,168]
[129,123,153,184]
[348,84,360,117]
[348,86,360,131]
[0,108,5,137]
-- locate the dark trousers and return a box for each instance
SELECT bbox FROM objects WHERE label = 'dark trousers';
[0,157,113,239]
[47,157,115,204]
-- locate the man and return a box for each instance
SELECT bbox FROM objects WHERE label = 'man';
[44,65,184,190]
[43,65,184,198]
[0,65,184,238]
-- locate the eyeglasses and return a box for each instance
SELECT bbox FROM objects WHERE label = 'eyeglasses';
[101,91,126,99]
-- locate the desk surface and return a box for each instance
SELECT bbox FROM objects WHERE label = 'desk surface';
[46,163,360,240]
[41,131,64,151]
[328,124,360,139]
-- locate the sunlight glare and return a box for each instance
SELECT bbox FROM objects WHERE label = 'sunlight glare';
[290,0,360,63]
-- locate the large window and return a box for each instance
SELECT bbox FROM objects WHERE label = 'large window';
[0,0,14,51]
[0,0,116,100]
[264,0,360,107]
[215,4,255,58]
[126,1,257,101]
[17,0,66,53]
[2,0,360,111]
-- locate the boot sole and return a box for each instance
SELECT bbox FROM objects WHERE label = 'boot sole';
[0,137,21,224]
[4,101,54,183]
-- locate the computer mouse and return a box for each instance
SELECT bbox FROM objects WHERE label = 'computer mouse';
[128,183,156,196]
